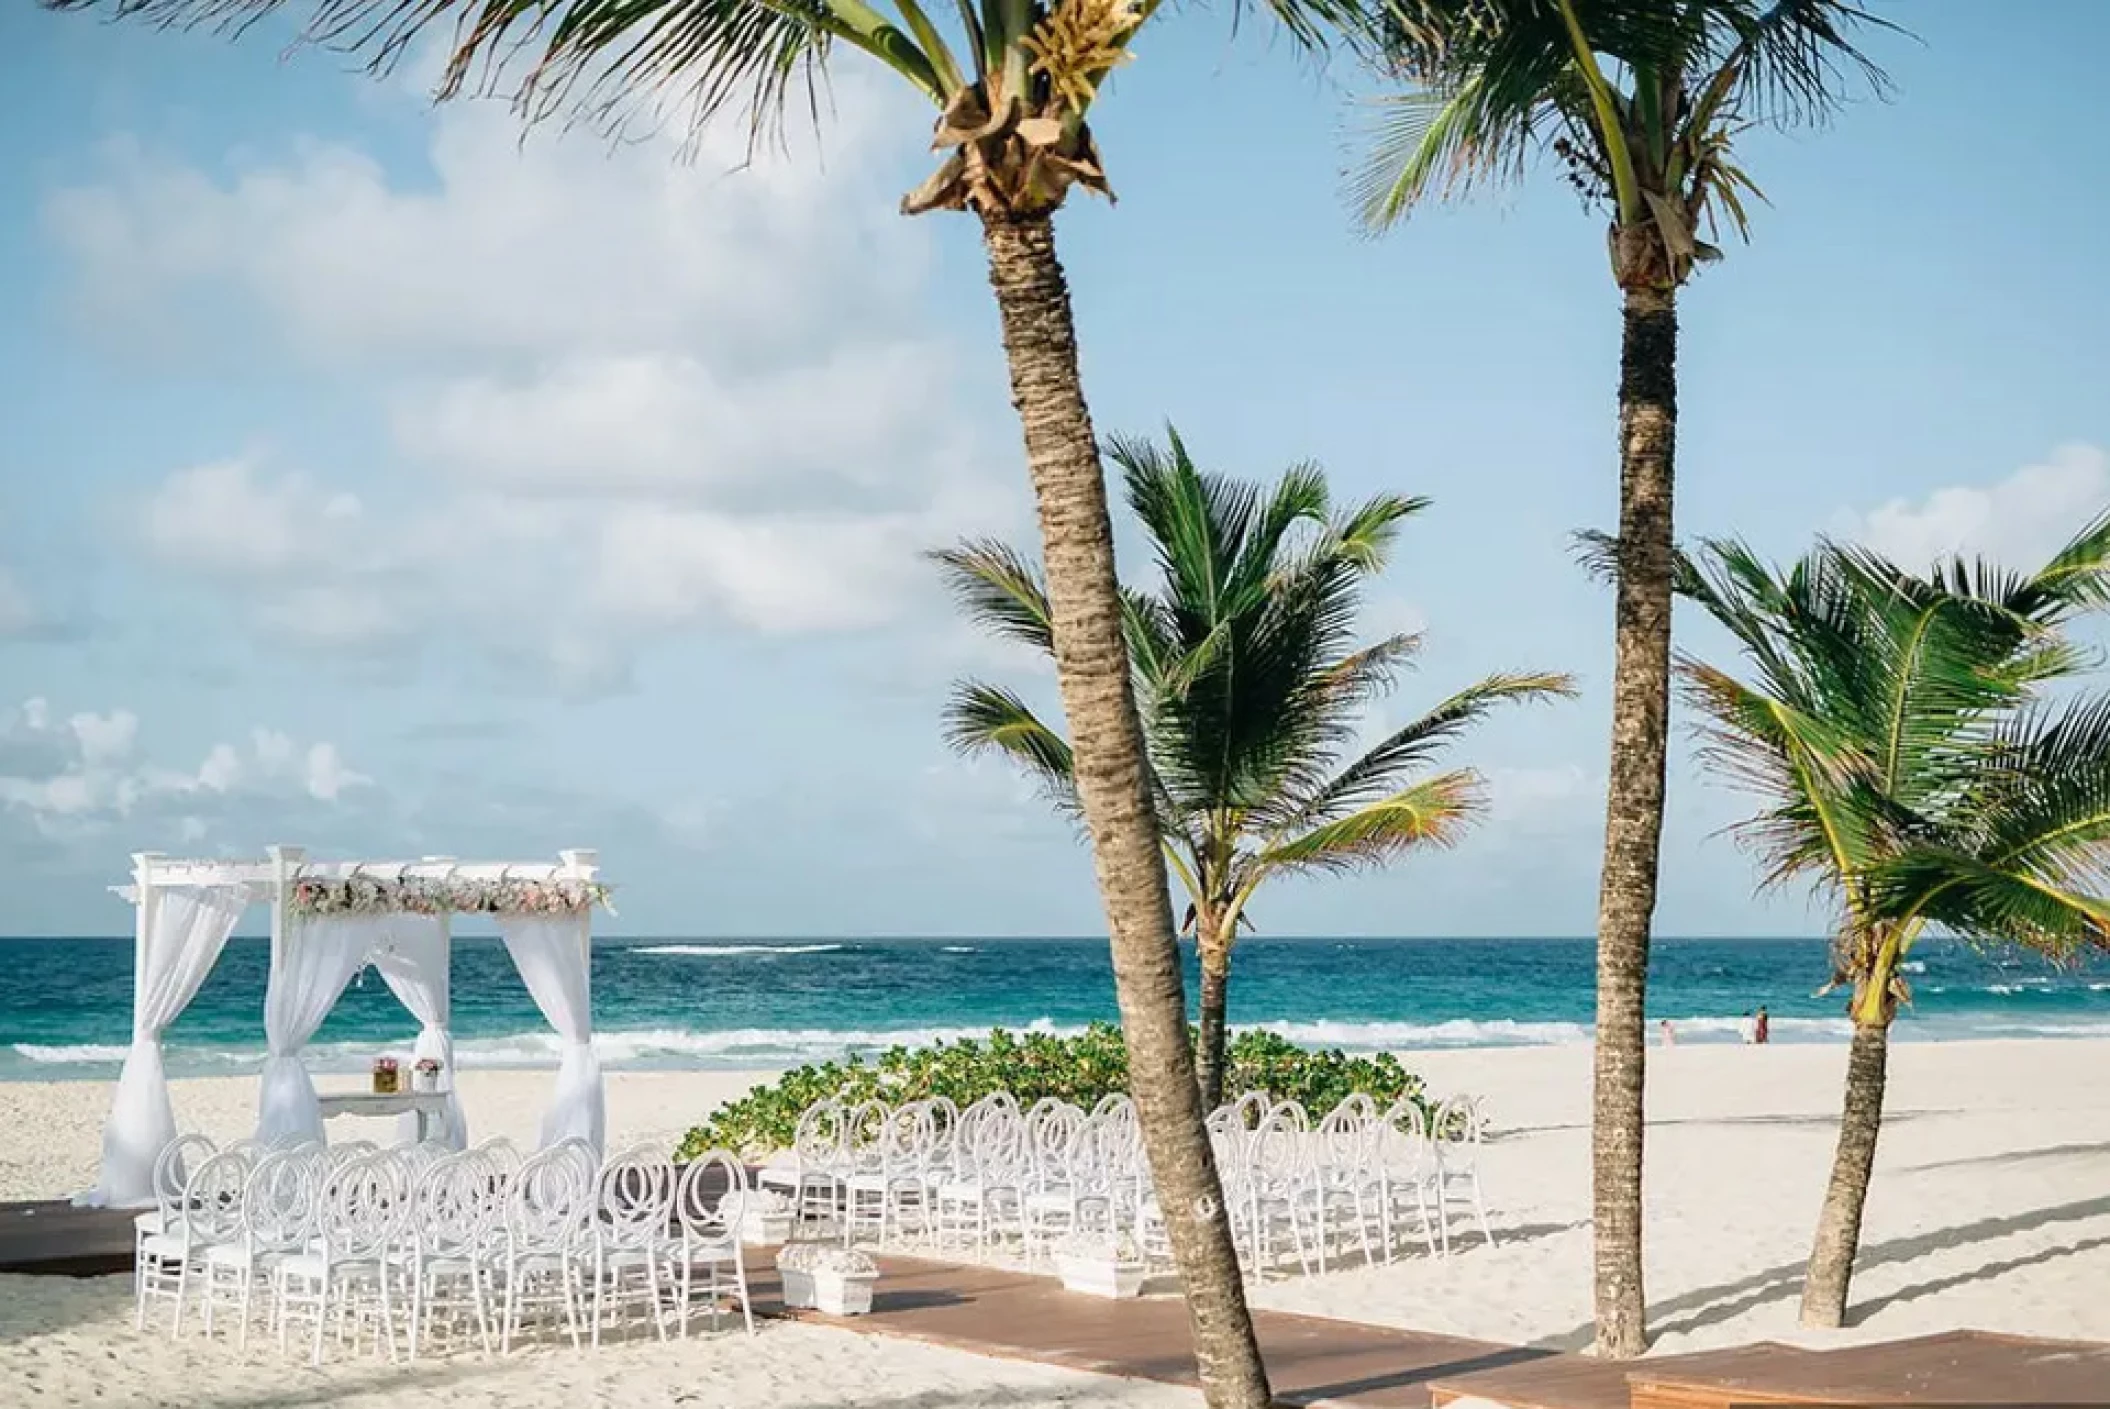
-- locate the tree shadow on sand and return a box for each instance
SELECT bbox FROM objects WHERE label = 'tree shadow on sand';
[1530,1193,2110,1352]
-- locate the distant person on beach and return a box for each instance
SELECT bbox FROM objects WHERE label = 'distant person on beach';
[1755,1007,1771,1045]
[1738,1011,1757,1044]
[1660,1019,1675,1047]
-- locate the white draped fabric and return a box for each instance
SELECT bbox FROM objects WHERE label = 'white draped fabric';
[498,914,603,1153]
[368,914,467,1150]
[256,915,386,1146]
[79,884,250,1208]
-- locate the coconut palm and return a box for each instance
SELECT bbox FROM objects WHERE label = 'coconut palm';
[1677,518,2110,1327]
[1345,0,1893,1355]
[43,0,1379,1396]
[937,427,1574,1104]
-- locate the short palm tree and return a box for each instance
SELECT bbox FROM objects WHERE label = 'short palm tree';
[936,427,1574,1104]
[44,0,1375,1396]
[1346,0,1893,1355]
[1677,519,2110,1328]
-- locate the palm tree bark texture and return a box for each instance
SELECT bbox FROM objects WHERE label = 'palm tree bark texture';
[1591,269,1678,1360]
[979,212,1272,1408]
[1195,917,1232,1109]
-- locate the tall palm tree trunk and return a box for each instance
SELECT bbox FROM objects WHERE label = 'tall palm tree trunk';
[980,212,1271,1409]
[1801,1017,1890,1328]
[1196,933,1231,1110]
[1590,280,1678,1360]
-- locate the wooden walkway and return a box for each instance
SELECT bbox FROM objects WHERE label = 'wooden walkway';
[8,1202,2109,1408]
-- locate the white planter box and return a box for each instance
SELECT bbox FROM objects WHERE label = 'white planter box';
[778,1266,816,1310]
[812,1271,877,1316]
[1052,1253,1146,1299]
[740,1210,795,1246]
[411,1070,440,1093]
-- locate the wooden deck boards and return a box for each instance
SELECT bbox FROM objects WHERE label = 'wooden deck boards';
[1628,1328,2110,1408]
[8,1201,2108,1409]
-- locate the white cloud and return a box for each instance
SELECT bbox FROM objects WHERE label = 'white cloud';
[0,697,369,841]
[1835,443,2110,569]
[302,742,368,802]
[52,73,1021,690]
[69,710,139,766]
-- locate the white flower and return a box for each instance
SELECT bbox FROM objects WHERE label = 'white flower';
[718,1188,794,1218]
[1051,1229,1145,1264]
[777,1243,878,1276]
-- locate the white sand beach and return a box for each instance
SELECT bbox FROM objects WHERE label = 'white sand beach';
[2,1038,2105,1406]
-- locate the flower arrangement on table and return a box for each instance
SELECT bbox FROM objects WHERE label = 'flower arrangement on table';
[371,1056,401,1095]
[289,876,613,919]
[775,1243,879,1316]
[1049,1228,1148,1299]
[411,1057,443,1093]
[718,1188,796,1245]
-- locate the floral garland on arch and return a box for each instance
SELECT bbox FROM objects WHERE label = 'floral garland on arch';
[288,874,613,919]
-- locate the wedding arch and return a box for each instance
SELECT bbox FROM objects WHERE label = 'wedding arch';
[80,845,609,1208]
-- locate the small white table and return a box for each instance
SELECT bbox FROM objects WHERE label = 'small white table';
[318,1090,450,1145]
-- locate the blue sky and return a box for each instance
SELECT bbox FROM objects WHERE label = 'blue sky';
[2,2,2106,938]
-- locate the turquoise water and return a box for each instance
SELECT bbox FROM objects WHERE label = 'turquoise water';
[2,935,2106,1080]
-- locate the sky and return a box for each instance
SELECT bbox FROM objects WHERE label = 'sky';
[1,2,2107,938]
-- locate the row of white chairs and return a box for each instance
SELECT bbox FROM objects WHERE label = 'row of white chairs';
[135,1133,754,1363]
[758,1088,1495,1279]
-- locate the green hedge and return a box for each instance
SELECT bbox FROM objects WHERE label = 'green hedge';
[674,1024,1444,1160]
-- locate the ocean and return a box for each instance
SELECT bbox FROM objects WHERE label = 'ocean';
[3,935,2107,1082]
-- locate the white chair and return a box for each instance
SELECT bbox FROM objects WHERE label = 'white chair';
[138,1144,245,1338]
[274,1151,410,1365]
[588,1146,675,1347]
[1431,1095,1497,1253]
[664,1152,756,1337]
[494,1143,592,1353]
[932,1099,1026,1254]
[202,1145,318,1351]
[757,1099,846,1231]
[401,1151,499,1359]
[1377,1098,1441,1260]
[134,1133,215,1331]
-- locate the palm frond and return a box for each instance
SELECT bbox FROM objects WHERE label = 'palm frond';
[927,540,1055,656]
[1251,770,1481,876]
[940,681,1079,813]
[1270,670,1576,830]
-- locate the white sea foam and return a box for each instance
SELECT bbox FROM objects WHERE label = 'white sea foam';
[941,946,978,954]
[10,1042,132,1065]
[1900,960,1927,974]
[1250,1018,1594,1048]
[630,943,846,957]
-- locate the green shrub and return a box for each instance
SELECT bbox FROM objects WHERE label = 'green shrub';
[674,1023,1449,1160]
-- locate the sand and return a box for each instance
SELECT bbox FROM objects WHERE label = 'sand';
[2,1039,2104,1405]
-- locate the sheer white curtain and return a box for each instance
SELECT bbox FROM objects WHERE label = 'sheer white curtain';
[257,915,386,1146]
[368,914,466,1149]
[498,913,603,1152]
[78,883,250,1208]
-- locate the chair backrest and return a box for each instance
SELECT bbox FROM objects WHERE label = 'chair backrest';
[181,1149,251,1245]
[315,1152,407,1261]
[1090,1092,1133,1119]
[243,1147,321,1255]
[504,1143,594,1254]
[880,1101,936,1175]
[1431,1096,1487,1165]
[412,1151,496,1260]
[792,1100,845,1168]
[596,1145,676,1251]
[681,1150,747,1248]
[153,1133,217,1225]
[1251,1107,1311,1186]
[844,1101,891,1171]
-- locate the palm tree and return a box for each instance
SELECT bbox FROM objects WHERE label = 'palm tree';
[937,427,1573,1104]
[1346,0,1892,1356]
[1676,518,2110,1327]
[44,0,1375,1397]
